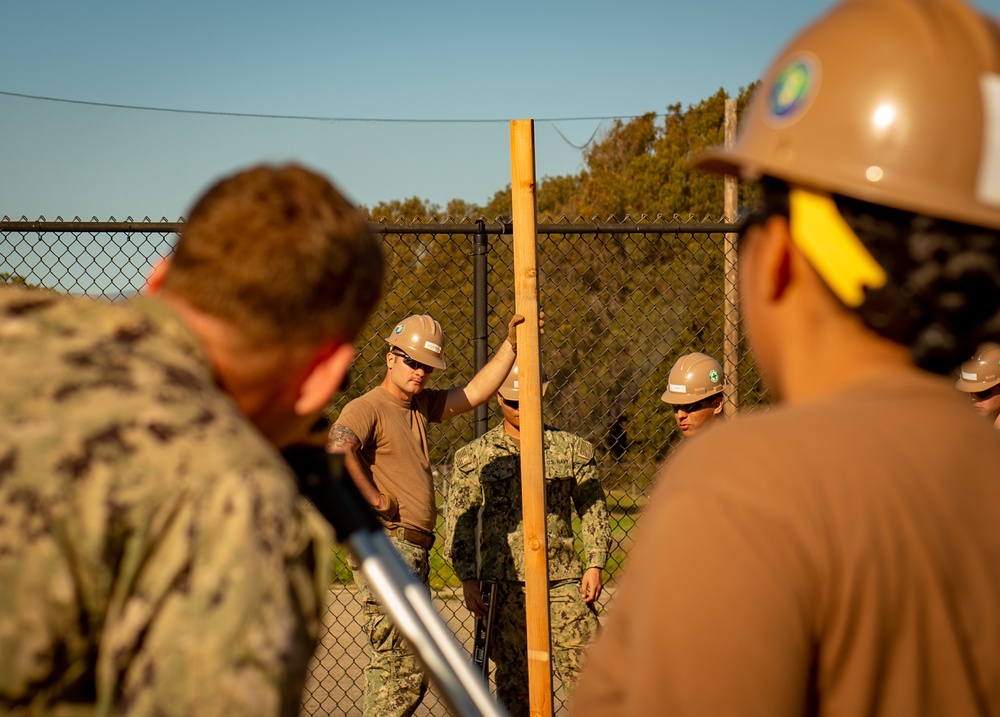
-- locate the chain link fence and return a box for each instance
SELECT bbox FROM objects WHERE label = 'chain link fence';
[1,216,766,716]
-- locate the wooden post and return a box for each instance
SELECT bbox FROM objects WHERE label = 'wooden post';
[722,99,740,417]
[509,119,553,717]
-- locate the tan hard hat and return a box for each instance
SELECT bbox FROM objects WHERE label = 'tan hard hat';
[955,342,1000,392]
[692,0,1000,232]
[498,357,550,401]
[386,314,446,369]
[661,353,725,405]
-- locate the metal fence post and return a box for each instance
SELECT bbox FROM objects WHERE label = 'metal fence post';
[473,219,490,439]
[722,98,740,417]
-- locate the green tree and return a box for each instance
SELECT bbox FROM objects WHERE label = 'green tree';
[577,112,658,218]
[482,184,512,220]
[570,87,759,221]
[446,198,482,218]
[364,197,441,222]
[480,174,581,221]
[1,273,45,290]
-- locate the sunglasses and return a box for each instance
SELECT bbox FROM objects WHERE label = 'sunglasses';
[501,397,519,410]
[671,396,718,413]
[971,387,998,401]
[392,350,434,374]
[736,209,770,244]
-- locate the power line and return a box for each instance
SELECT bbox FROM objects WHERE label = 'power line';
[0,89,659,125]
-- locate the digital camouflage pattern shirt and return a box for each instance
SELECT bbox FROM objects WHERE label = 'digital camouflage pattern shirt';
[444,424,611,583]
[0,288,331,717]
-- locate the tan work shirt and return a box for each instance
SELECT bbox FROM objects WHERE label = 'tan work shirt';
[572,370,1000,716]
[335,386,448,535]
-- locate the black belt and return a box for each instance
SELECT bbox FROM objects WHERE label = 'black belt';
[393,527,435,549]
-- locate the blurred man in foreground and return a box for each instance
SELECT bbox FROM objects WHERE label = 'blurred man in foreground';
[571,0,1000,713]
[660,352,726,439]
[0,164,384,716]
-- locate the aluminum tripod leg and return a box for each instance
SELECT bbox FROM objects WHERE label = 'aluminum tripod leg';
[282,446,507,717]
[347,530,506,717]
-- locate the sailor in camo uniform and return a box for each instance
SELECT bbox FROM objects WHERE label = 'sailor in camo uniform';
[0,165,383,717]
[444,359,611,717]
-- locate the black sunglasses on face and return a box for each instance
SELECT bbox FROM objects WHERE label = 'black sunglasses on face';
[737,209,769,243]
[392,351,434,374]
[971,387,997,401]
[501,397,519,410]
[671,396,717,413]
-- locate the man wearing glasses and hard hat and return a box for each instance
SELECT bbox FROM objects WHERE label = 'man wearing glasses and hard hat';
[660,352,727,439]
[329,312,522,717]
[955,342,1000,427]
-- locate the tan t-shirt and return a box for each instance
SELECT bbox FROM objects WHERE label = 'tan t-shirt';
[571,370,1000,716]
[335,386,448,535]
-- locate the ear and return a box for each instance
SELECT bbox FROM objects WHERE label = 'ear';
[144,257,172,294]
[294,342,356,416]
[712,396,725,416]
[759,216,794,302]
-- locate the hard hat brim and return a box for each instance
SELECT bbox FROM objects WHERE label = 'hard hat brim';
[955,376,1000,392]
[499,380,550,401]
[660,387,723,405]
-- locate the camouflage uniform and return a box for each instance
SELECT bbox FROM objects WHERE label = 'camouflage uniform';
[444,425,611,716]
[349,537,430,717]
[0,288,330,717]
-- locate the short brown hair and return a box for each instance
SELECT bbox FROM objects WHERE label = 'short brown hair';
[162,164,383,345]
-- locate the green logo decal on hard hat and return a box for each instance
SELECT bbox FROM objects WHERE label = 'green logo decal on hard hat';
[708,369,720,383]
[768,54,818,124]
[394,325,404,334]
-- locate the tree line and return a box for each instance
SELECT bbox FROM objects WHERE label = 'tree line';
[361,86,759,223]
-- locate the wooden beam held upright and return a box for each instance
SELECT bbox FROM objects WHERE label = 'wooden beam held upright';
[509,118,553,717]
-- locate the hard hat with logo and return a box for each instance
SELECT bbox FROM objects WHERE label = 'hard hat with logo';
[661,353,725,406]
[955,342,1000,392]
[386,314,446,369]
[498,357,550,401]
[692,0,1000,307]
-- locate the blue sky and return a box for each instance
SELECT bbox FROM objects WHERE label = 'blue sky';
[3,0,1000,220]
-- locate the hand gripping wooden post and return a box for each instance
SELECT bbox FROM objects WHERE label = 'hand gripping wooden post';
[509,119,554,717]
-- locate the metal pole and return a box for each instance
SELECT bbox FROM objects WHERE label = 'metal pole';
[722,99,740,417]
[473,219,490,439]
[283,447,507,717]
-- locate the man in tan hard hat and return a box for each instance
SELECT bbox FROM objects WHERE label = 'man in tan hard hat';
[444,358,610,716]
[571,0,1000,714]
[955,342,1000,427]
[328,312,523,717]
[660,352,726,439]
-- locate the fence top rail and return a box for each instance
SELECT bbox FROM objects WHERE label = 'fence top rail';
[0,218,741,236]
[0,219,184,233]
